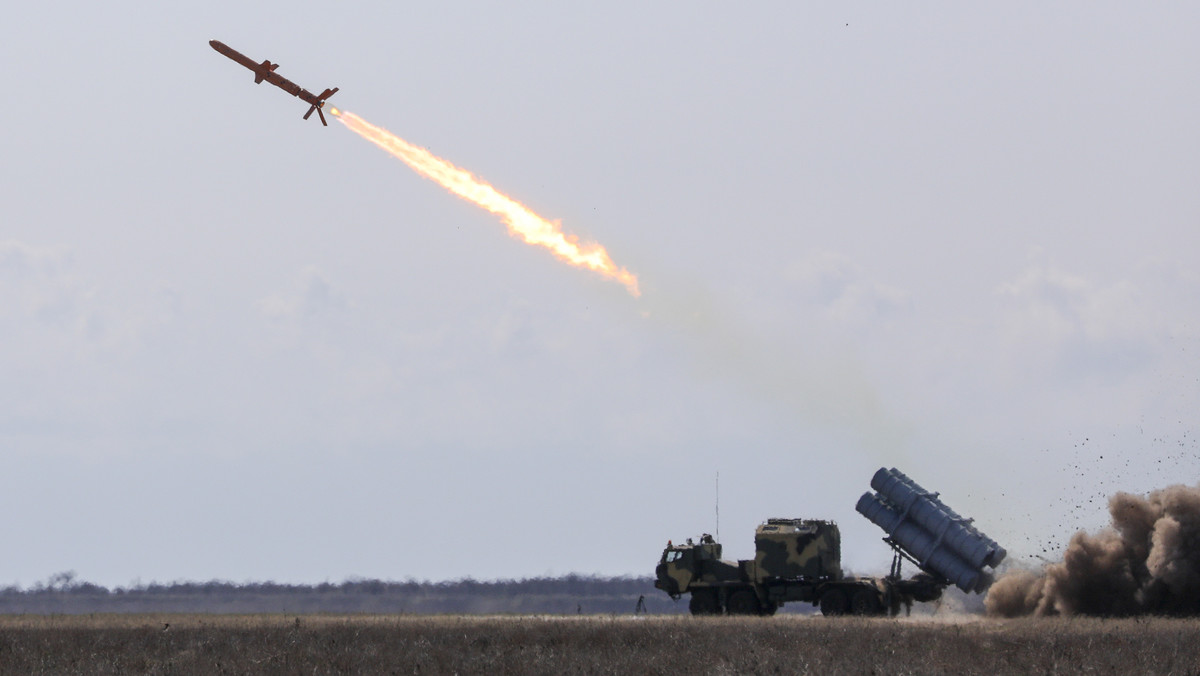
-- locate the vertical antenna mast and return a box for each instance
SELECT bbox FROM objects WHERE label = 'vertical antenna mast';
[715,471,720,543]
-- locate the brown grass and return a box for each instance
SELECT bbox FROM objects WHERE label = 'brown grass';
[0,614,1198,674]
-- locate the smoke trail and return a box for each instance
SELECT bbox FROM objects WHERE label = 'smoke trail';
[328,110,905,456]
[329,108,639,297]
[986,484,1200,616]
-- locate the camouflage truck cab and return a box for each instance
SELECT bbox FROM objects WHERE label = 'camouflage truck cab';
[753,518,843,583]
[654,535,749,613]
[655,535,740,597]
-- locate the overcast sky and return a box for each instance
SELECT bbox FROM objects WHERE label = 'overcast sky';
[2,3,1198,587]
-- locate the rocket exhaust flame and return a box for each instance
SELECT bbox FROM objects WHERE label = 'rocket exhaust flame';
[331,109,640,297]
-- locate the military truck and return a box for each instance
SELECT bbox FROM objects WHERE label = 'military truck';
[654,467,1005,616]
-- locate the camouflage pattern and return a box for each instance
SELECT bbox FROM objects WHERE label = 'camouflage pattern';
[654,535,742,598]
[753,518,843,583]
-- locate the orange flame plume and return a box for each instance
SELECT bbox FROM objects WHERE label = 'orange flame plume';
[330,109,639,297]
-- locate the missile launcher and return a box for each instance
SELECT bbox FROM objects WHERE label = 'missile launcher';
[856,467,1005,593]
[654,466,1006,616]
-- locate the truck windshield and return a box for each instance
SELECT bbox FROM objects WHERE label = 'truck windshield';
[664,551,682,563]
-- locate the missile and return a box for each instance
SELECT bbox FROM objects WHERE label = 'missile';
[209,39,338,125]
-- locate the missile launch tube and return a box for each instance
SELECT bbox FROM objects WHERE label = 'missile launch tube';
[878,468,1003,553]
[869,469,995,569]
[871,468,1007,568]
[883,467,1007,565]
[855,493,987,593]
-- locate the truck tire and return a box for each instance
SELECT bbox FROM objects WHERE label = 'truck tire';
[819,589,848,616]
[727,590,760,615]
[689,590,719,615]
[851,588,882,616]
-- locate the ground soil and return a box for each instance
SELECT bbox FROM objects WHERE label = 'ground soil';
[0,613,1196,674]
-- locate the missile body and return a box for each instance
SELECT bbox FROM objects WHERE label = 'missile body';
[209,39,338,124]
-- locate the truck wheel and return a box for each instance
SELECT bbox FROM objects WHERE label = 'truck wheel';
[851,588,882,616]
[727,590,760,615]
[819,589,848,616]
[689,590,719,615]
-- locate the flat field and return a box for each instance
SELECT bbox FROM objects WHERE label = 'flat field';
[0,613,1198,675]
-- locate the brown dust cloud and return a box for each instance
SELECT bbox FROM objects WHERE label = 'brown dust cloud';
[987,483,1200,617]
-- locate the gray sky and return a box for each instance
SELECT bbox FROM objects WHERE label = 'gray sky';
[2,2,1198,587]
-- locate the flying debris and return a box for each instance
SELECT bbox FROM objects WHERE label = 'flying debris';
[209,40,338,125]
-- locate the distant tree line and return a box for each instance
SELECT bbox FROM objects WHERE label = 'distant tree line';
[0,572,687,615]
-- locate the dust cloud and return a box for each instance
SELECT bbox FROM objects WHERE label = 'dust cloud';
[986,484,1200,617]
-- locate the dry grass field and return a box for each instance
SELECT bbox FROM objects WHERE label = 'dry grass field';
[0,613,1198,675]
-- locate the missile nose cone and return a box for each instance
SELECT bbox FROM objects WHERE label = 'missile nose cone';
[209,39,224,51]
